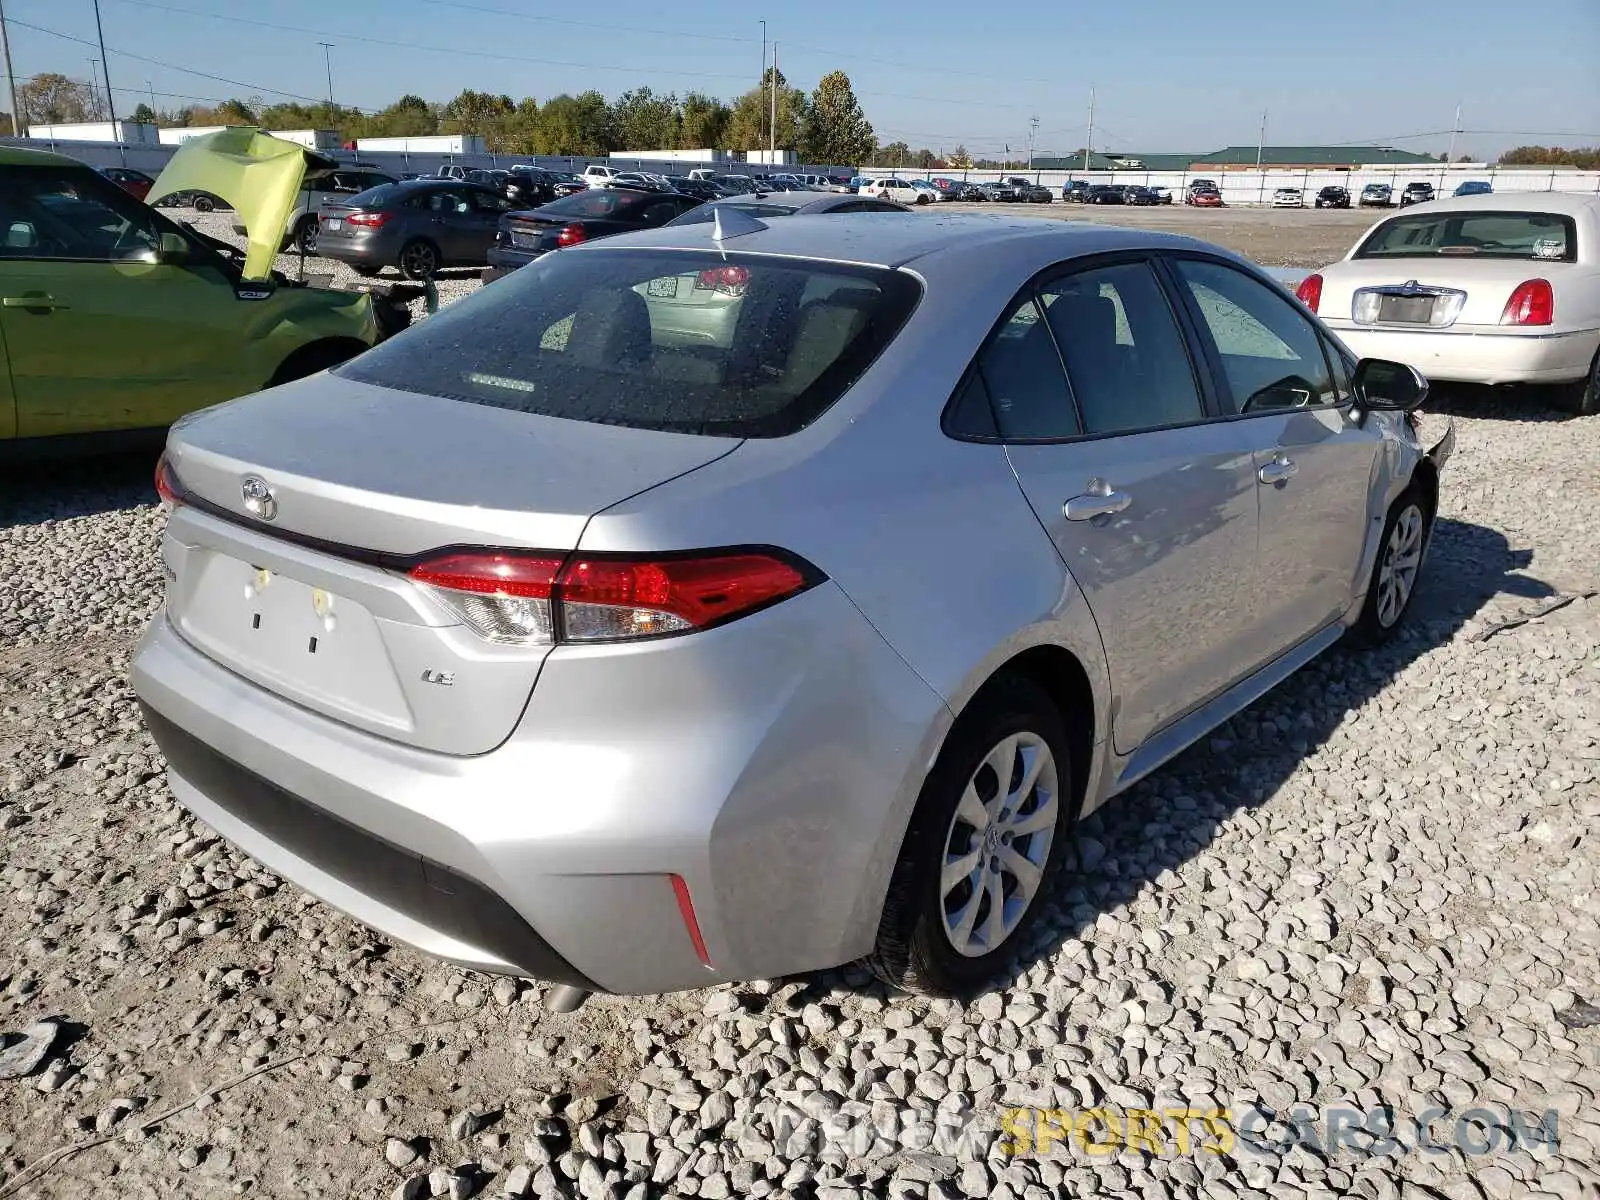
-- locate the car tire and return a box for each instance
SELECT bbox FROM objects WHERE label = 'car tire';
[1562,347,1600,416]
[1350,487,1431,646]
[351,264,382,278]
[399,239,440,280]
[294,217,320,254]
[866,676,1074,998]
[192,195,216,213]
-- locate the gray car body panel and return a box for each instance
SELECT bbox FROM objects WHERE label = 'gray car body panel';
[134,213,1433,993]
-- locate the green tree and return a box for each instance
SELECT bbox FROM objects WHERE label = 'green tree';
[678,92,731,149]
[533,91,614,155]
[364,94,438,139]
[725,67,806,152]
[610,87,679,151]
[947,144,973,169]
[18,73,95,124]
[441,89,516,148]
[131,102,157,125]
[1498,144,1600,168]
[799,71,874,165]
[214,98,258,125]
[879,140,911,167]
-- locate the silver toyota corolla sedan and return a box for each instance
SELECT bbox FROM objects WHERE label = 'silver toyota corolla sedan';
[133,212,1454,1006]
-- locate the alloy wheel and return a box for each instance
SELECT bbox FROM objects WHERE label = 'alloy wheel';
[1376,503,1425,627]
[402,242,438,279]
[938,733,1058,957]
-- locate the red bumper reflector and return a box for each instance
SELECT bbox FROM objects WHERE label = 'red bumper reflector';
[671,874,711,967]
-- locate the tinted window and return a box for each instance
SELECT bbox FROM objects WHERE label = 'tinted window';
[1355,210,1576,262]
[668,202,800,226]
[1041,262,1203,435]
[832,201,904,213]
[975,295,1078,439]
[0,168,159,261]
[337,248,922,438]
[472,190,515,213]
[348,183,402,207]
[534,190,655,219]
[1172,259,1337,414]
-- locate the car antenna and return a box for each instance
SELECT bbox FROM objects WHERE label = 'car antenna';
[711,206,767,248]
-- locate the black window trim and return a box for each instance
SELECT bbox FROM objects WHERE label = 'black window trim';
[1156,250,1350,423]
[941,249,1222,446]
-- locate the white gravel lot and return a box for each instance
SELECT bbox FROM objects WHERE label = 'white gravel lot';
[0,208,1597,1200]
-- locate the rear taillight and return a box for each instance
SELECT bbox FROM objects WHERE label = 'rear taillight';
[694,265,750,296]
[1500,279,1553,327]
[557,223,588,248]
[345,211,390,228]
[155,454,181,511]
[1295,273,1323,314]
[408,548,819,646]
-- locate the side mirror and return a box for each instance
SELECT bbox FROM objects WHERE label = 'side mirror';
[158,231,192,266]
[1353,358,1429,412]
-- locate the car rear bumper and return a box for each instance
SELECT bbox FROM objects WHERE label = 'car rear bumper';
[1327,323,1600,385]
[132,581,946,995]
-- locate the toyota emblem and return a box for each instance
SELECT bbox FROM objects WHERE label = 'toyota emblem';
[241,475,278,522]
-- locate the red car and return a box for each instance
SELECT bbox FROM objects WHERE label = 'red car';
[96,166,156,201]
[1189,188,1224,208]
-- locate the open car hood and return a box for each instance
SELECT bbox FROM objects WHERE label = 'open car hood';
[149,128,338,280]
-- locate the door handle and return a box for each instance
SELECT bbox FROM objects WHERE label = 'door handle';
[1257,455,1299,486]
[2,294,68,311]
[1064,479,1133,522]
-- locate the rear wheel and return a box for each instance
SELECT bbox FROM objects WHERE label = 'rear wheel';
[192,194,216,213]
[351,264,382,278]
[294,216,320,253]
[867,678,1074,997]
[1350,488,1430,645]
[1560,347,1600,416]
[399,239,440,280]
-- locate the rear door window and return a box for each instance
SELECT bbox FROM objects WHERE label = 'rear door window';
[337,248,922,438]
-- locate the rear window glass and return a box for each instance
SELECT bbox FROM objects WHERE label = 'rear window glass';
[347,183,401,206]
[336,248,922,438]
[1356,211,1577,262]
[669,202,800,225]
[532,190,652,219]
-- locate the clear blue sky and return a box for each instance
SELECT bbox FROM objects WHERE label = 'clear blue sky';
[7,0,1599,158]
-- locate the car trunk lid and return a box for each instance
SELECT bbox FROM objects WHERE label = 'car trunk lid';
[160,372,740,754]
[1320,258,1577,329]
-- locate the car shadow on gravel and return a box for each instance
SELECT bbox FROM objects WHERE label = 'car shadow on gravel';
[791,514,1558,1005]
[1423,382,1580,422]
[0,450,163,528]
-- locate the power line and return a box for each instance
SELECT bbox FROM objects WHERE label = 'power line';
[410,0,755,45]
[8,16,368,108]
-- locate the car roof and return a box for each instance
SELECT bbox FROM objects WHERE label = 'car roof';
[0,145,86,168]
[569,211,1243,274]
[1384,190,1597,217]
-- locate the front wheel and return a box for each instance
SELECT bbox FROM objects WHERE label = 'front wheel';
[866,678,1073,997]
[192,195,216,213]
[1350,488,1430,645]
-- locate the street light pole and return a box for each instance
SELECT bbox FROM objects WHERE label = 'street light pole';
[90,0,119,146]
[319,42,335,114]
[759,20,766,150]
[0,0,21,138]
[1083,85,1094,173]
[768,42,777,163]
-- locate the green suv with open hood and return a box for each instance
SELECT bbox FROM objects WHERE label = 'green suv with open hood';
[0,134,381,454]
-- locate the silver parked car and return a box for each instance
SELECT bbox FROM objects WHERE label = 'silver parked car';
[134,214,1453,1005]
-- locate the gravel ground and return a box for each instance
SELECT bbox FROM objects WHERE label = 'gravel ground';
[0,212,1597,1200]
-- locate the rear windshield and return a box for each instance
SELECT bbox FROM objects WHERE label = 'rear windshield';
[336,248,922,438]
[1356,210,1577,262]
[669,201,801,225]
[347,183,402,207]
[531,189,653,218]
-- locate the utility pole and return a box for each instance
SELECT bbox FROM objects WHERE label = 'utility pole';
[1256,108,1267,205]
[1083,85,1095,172]
[0,0,20,138]
[1446,102,1461,163]
[90,0,121,159]
[1028,114,1039,169]
[147,79,157,117]
[768,42,777,163]
[759,20,766,151]
[319,42,335,114]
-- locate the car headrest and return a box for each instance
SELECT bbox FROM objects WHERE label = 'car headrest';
[565,288,654,368]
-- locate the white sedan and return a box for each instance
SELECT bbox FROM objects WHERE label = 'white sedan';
[860,177,924,205]
[1271,188,1305,208]
[1298,192,1600,414]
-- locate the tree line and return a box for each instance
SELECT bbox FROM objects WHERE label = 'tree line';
[10,68,905,166]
